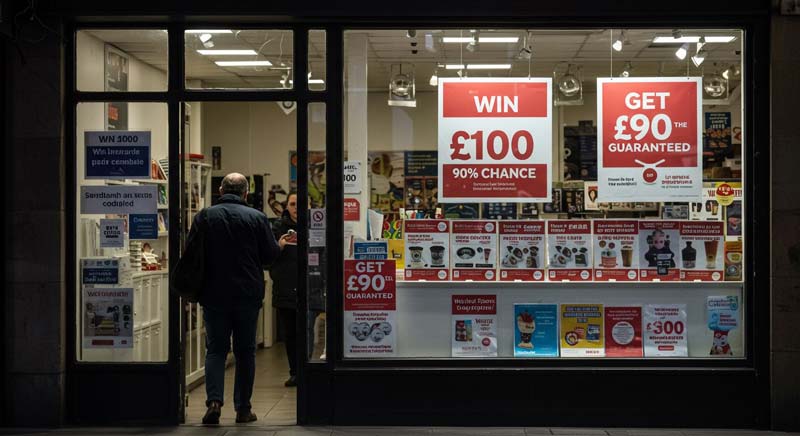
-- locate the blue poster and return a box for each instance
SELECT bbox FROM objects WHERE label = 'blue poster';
[85,131,151,179]
[514,304,559,357]
[129,214,158,240]
[353,241,388,260]
[81,259,120,285]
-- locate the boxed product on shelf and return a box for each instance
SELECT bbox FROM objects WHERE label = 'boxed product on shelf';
[592,220,639,281]
[498,220,545,282]
[450,220,498,281]
[403,219,450,281]
[680,221,725,281]
[638,220,681,281]
[547,220,592,281]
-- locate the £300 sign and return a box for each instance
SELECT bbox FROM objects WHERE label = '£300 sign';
[437,78,553,203]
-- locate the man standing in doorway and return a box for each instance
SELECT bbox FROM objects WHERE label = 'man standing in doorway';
[188,173,280,425]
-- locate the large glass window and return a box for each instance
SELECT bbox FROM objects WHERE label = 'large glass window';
[342,28,745,360]
[77,29,168,92]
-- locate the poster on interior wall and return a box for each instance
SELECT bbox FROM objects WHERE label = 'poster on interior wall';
[638,220,681,281]
[85,131,151,179]
[547,220,592,281]
[593,220,639,281]
[679,221,724,281]
[514,304,559,357]
[597,77,702,202]
[499,220,545,282]
[604,306,643,357]
[704,112,733,163]
[450,221,498,281]
[212,146,222,170]
[643,304,688,357]
[368,152,405,214]
[82,287,133,348]
[105,44,129,130]
[559,304,605,357]
[404,151,438,212]
[438,78,553,203]
[343,259,396,357]
[690,182,742,221]
[563,122,598,180]
[403,219,450,281]
[99,218,126,248]
[451,295,497,357]
[706,296,739,356]
[290,151,327,207]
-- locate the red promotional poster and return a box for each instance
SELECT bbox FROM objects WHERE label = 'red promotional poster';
[498,221,545,281]
[547,220,592,281]
[344,260,397,357]
[438,78,553,203]
[451,221,498,281]
[344,198,360,222]
[604,306,643,357]
[593,220,639,281]
[451,295,498,357]
[403,219,450,281]
[597,78,702,202]
[639,220,681,281]
[680,221,725,281]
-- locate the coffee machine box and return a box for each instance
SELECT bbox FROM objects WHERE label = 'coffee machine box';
[450,220,498,281]
[680,221,725,281]
[498,221,545,282]
[592,220,639,281]
[639,221,682,281]
[403,219,450,281]
[547,220,593,282]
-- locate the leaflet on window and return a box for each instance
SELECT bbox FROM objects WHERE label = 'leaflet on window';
[604,306,643,357]
[82,287,133,348]
[680,221,725,281]
[344,259,396,357]
[707,296,739,357]
[451,221,497,281]
[499,221,545,281]
[643,304,688,357]
[547,220,592,281]
[451,295,497,357]
[639,220,681,281]
[560,304,605,357]
[593,220,639,281]
[514,304,559,357]
[403,219,450,281]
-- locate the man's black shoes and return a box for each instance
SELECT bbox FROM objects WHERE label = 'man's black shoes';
[284,376,297,387]
[202,401,221,425]
[236,410,258,423]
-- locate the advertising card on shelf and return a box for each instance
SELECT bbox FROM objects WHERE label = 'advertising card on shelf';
[680,221,725,281]
[438,78,553,203]
[643,304,688,357]
[353,241,388,260]
[99,218,126,248]
[403,219,450,281]
[451,220,498,281]
[499,221,545,281]
[639,220,681,281]
[604,306,643,357]
[514,304,559,357]
[707,296,739,356]
[597,77,702,202]
[547,220,592,281]
[81,258,120,285]
[560,304,605,357]
[593,220,639,281]
[82,287,133,348]
[344,259,396,357]
[451,295,497,357]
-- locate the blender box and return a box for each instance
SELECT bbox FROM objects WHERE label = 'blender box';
[403,219,450,281]
[547,220,593,281]
[451,220,498,281]
[592,220,639,281]
[498,221,545,282]
[680,221,725,281]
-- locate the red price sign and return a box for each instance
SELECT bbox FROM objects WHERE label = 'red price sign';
[344,260,396,311]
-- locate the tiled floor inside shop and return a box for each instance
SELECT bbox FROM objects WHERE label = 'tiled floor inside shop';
[185,343,296,425]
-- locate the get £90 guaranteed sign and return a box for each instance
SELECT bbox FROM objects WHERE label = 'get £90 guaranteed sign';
[597,77,702,202]
[438,78,553,203]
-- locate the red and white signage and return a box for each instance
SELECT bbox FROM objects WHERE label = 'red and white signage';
[438,78,553,203]
[498,221,545,281]
[451,220,498,281]
[344,198,360,222]
[451,295,497,357]
[593,220,639,281]
[639,220,682,281]
[680,221,725,281]
[597,77,702,201]
[547,220,592,281]
[344,259,396,357]
[403,219,450,281]
[604,306,643,357]
[644,304,688,357]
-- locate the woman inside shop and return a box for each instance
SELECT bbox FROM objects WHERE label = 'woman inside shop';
[270,192,299,387]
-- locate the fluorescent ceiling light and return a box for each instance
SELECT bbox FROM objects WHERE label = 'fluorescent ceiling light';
[186,29,233,34]
[215,60,273,66]
[653,36,736,43]
[281,79,326,84]
[198,49,258,55]
[442,37,519,43]
[444,64,512,70]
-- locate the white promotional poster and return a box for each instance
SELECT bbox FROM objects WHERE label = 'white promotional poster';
[680,221,725,281]
[498,220,545,281]
[344,259,396,357]
[451,220,498,281]
[438,78,553,203]
[547,220,592,281]
[597,77,703,202]
[99,218,126,248]
[403,219,450,281]
[593,220,639,281]
[343,160,362,194]
[80,185,158,215]
[82,287,134,348]
[451,295,497,357]
[707,296,740,356]
[643,304,688,357]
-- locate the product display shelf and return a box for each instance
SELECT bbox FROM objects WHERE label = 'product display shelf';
[131,270,168,362]
[395,278,744,288]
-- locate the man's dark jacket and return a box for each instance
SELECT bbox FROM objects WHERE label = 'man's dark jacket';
[188,193,280,307]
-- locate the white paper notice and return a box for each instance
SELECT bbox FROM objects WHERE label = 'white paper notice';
[99,218,126,248]
[82,287,134,348]
[80,185,157,215]
[451,295,498,357]
[643,303,688,357]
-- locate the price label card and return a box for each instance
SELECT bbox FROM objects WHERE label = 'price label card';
[438,78,553,203]
[643,304,688,357]
[344,260,396,357]
[597,77,702,202]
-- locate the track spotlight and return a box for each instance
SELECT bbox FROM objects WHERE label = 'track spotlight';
[675,43,689,60]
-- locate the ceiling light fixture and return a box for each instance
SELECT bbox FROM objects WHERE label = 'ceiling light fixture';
[722,63,741,80]
[199,33,215,48]
[442,36,520,43]
[198,49,258,55]
[653,35,736,43]
[444,64,512,70]
[691,49,707,67]
[215,60,273,67]
[612,30,627,52]
[620,61,633,77]
[186,29,233,34]
[675,43,689,60]
[429,69,439,87]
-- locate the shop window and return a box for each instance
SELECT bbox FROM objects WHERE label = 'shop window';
[342,29,745,360]
[309,30,326,91]
[77,29,168,92]
[308,103,327,361]
[184,29,294,90]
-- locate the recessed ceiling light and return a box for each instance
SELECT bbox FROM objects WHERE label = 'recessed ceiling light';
[442,37,519,43]
[198,49,258,55]
[653,36,735,43]
[186,30,233,34]
[215,60,273,67]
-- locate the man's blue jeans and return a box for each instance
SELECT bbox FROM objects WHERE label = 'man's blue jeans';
[202,304,261,412]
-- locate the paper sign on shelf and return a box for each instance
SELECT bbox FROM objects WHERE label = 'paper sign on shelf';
[85,131,151,179]
[343,259,396,357]
[707,295,739,356]
[604,306,643,357]
[81,258,120,285]
[403,220,450,281]
[597,77,702,202]
[129,214,158,240]
[499,221,545,281]
[560,304,605,357]
[99,218,126,248]
[82,287,133,348]
[451,295,497,357]
[450,221,498,281]
[438,78,553,203]
[344,161,362,194]
[643,304,688,357]
[680,221,725,281]
[80,185,157,215]
[547,220,592,281]
[593,220,639,281]
[639,220,681,281]
[514,304,559,357]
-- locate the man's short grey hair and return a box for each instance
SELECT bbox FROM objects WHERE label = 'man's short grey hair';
[221,173,249,196]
